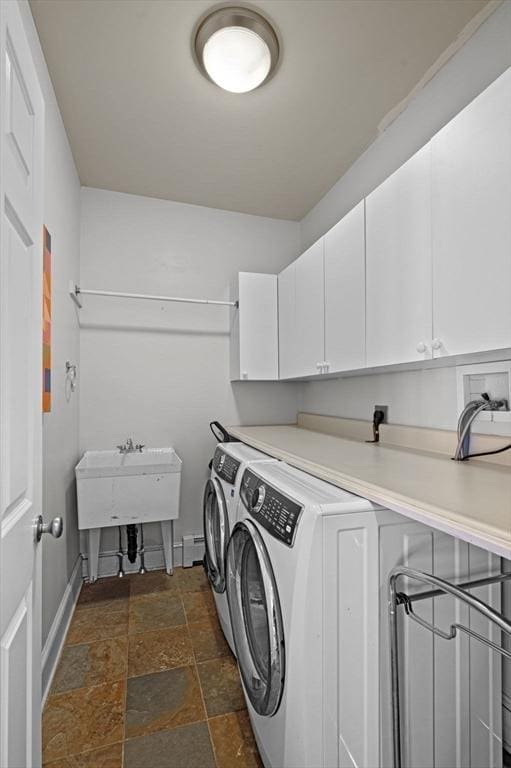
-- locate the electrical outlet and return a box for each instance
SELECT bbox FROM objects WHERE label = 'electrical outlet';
[374,405,388,423]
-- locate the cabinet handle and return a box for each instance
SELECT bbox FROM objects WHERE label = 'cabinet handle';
[416,342,427,354]
[323,362,330,373]
[316,363,323,372]
[431,338,442,350]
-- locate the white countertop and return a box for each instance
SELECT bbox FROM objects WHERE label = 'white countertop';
[227,424,511,559]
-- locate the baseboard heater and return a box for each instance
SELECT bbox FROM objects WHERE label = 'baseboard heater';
[80,535,205,579]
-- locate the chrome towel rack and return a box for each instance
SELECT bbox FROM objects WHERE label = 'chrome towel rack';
[69,282,238,309]
[388,566,511,768]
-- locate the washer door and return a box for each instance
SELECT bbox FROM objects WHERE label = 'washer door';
[227,520,285,717]
[203,477,229,593]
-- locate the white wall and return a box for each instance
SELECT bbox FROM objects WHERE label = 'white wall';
[79,188,301,557]
[302,367,459,430]
[300,1,511,433]
[19,1,81,649]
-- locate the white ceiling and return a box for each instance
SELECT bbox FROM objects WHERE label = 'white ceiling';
[30,0,491,220]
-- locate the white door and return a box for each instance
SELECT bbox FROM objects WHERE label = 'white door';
[278,261,297,379]
[295,239,325,376]
[366,144,433,368]
[431,67,511,358]
[0,2,45,766]
[324,200,366,373]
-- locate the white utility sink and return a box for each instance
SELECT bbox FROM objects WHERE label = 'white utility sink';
[76,447,182,478]
[75,446,182,581]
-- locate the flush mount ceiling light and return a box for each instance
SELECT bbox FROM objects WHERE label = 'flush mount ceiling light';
[194,6,280,93]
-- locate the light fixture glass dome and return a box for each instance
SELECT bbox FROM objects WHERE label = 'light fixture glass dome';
[194,7,279,94]
[203,26,271,93]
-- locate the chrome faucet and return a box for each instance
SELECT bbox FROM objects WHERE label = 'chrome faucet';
[117,438,145,453]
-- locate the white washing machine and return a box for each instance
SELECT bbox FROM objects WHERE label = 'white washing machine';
[203,441,277,653]
[226,460,505,768]
[226,460,384,768]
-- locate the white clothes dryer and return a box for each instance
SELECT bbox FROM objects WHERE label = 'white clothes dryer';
[203,441,277,653]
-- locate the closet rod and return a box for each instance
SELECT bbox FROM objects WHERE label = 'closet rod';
[69,283,238,309]
[388,565,511,768]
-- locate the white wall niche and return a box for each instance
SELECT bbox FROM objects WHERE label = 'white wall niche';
[456,361,511,435]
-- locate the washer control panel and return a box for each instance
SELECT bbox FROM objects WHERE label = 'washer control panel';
[213,448,240,485]
[240,469,302,547]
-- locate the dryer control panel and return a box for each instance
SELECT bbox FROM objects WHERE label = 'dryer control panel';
[240,469,302,547]
[213,448,240,485]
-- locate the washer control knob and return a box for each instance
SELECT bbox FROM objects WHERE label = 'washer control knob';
[251,485,266,513]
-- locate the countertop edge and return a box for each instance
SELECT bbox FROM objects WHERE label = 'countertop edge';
[227,426,511,560]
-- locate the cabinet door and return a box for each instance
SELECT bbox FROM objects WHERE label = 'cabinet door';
[324,201,365,372]
[278,261,297,379]
[366,145,432,367]
[231,273,278,380]
[295,239,325,376]
[432,67,511,357]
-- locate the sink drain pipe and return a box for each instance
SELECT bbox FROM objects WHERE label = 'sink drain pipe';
[116,524,147,576]
[127,524,138,564]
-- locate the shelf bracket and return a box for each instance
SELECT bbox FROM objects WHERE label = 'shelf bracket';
[69,281,82,309]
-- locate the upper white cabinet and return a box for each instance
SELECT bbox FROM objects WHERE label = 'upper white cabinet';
[295,240,325,376]
[324,201,366,372]
[278,261,298,379]
[431,67,511,358]
[365,144,433,368]
[278,240,325,379]
[250,69,511,383]
[230,272,278,381]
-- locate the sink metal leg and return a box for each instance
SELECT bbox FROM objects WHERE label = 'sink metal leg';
[138,523,146,574]
[88,528,101,583]
[161,520,174,575]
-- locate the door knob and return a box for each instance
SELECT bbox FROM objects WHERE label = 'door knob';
[416,341,427,353]
[35,515,63,542]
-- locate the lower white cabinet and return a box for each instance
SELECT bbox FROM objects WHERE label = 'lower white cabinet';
[365,144,433,368]
[431,66,511,358]
[230,272,278,381]
[323,509,502,768]
[324,200,366,372]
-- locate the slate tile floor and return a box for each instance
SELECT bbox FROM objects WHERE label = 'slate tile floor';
[43,566,262,768]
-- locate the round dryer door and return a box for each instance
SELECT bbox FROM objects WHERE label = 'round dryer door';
[203,478,229,593]
[226,520,285,717]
